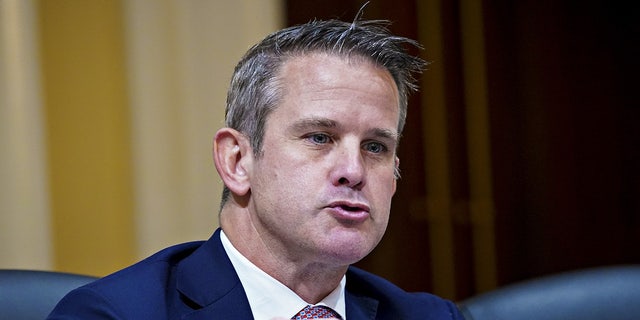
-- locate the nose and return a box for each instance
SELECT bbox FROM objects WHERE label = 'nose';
[330,143,365,189]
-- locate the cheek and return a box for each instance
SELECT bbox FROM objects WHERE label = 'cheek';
[370,174,397,217]
[391,176,397,194]
[254,153,316,199]
[377,169,398,196]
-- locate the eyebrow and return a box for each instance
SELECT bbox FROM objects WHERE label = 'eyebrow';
[289,116,399,142]
[369,128,400,143]
[290,117,338,132]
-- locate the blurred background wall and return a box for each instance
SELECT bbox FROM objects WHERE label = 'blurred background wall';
[1,0,282,275]
[1,0,637,301]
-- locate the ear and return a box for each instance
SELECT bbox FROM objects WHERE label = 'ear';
[213,128,253,197]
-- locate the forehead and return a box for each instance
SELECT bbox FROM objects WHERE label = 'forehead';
[279,51,394,85]
[268,52,400,130]
[276,52,399,109]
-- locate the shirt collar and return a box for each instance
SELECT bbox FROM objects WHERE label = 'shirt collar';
[220,230,346,319]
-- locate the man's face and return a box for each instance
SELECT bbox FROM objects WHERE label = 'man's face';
[247,53,400,266]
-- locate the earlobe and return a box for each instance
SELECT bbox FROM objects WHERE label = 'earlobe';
[213,128,252,197]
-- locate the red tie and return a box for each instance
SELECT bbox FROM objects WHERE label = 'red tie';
[291,305,342,319]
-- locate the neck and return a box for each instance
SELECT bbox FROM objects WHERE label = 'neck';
[220,205,348,303]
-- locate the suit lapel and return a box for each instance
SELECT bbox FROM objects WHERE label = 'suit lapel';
[176,229,253,319]
[346,290,379,319]
[180,284,253,319]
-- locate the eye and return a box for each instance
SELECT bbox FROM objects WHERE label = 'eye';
[306,133,332,145]
[363,141,387,154]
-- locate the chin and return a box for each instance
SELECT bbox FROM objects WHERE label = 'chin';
[323,238,377,265]
[319,225,384,262]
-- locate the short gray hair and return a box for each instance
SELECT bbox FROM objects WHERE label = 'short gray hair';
[221,19,426,206]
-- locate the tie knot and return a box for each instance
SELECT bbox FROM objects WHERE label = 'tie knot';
[292,305,342,319]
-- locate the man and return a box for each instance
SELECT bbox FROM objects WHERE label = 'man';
[48,19,464,320]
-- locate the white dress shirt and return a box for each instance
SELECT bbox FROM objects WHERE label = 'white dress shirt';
[220,230,346,320]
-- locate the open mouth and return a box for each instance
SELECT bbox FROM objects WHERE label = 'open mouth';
[340,204,363,212]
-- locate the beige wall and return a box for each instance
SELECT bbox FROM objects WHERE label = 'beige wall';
[0,0,283,276]
[124,0,284,260]
[0,0,52,270]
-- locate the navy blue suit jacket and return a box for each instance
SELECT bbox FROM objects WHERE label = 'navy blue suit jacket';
[48,229,463,319]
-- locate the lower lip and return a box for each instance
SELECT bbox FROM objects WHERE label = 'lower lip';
[326,207,370,223]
